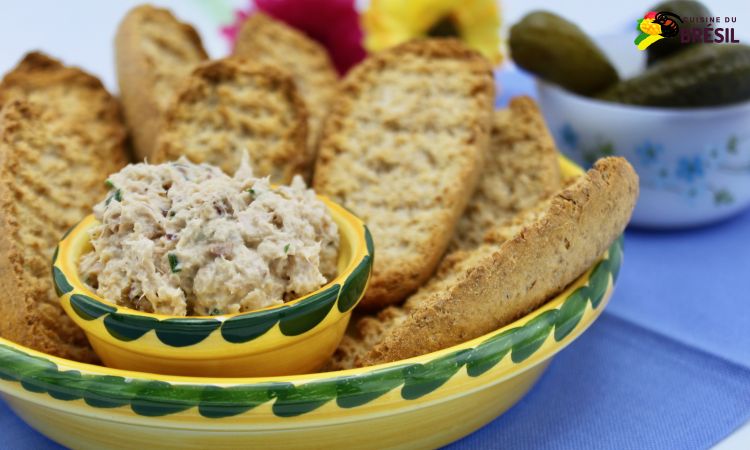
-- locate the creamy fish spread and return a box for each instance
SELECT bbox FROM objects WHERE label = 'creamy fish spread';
[79,158,339,316]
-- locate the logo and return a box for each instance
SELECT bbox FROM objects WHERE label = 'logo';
[634,11,740,50]
[635,11,682,50]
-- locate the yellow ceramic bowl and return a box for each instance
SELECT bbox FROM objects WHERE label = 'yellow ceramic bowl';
[52,197,373,377]
[0,158,623,449]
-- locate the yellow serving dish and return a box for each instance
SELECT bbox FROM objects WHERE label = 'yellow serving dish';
[53,197,373,377]
[0,158,623,449]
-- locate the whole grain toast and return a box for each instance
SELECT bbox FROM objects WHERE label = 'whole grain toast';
[152,57,310,182]
[233,13,338,157]
[451,97,561,250]
[328,157,638,369]
[313,39,495,310]
[0,95,126,362]
[115,4,208,161]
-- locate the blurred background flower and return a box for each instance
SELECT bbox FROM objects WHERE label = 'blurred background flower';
[220,8,251,45]
[222,0,503,75]
[362,0,503,64]
[221,0,366,74]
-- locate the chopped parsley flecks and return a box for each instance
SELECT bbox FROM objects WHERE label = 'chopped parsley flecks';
[168,253,181,273]
[284,243,291,253]
[104,189,122,206]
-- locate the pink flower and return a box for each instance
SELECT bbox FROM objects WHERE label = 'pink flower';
[221,0,366,75]
[220,8,253,45]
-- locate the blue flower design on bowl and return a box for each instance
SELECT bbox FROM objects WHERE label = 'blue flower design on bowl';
[675,156,705,183]
[635,141,663,167]
[556,121,749,212]
[537,73,750,227]
[560,123,579,149]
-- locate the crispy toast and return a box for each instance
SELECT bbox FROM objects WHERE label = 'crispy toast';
[115,4,208,160]
[313,39,495,310]
[452,97,561,250]
[234,13,338,156]
[329,157,638,368]
[0,92,126,361]
[153,57,310,182]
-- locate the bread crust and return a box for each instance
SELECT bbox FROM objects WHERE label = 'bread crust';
[153,57,310,182]
[0,52,106,104]
[313,39,495,310]
[362,157,638,364]
[234,13,338,159]
[0,53,127,362]
[115,4,207,161]
[0,52,128,154]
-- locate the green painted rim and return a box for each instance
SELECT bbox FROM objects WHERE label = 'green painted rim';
[53,225,374,347]
[4,237,623,418]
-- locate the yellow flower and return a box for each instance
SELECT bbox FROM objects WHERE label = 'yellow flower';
[362,0,502,64]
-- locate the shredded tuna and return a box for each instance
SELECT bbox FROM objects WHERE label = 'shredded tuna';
[79,158,339,316]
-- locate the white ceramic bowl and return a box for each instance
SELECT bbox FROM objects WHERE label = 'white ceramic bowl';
[536,35,750,228]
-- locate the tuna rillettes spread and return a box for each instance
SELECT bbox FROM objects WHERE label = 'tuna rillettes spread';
[79,158,339,316]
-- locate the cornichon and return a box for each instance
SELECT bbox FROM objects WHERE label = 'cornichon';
[510,11,619,96]
[646,0,712,66]
[598,44,750,107]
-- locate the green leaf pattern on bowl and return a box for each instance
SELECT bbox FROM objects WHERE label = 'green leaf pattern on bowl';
[271,380,339,417]
[52,267,73,297]
[69,294,116,321]
[198,383,290,418]
[278,286,340,336]
[52,225,374,347]
[103,313,160,342]
[10,237,622,418]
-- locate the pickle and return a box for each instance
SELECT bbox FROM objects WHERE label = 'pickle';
[509,11,619,96]
[598,44,750,107]
[646,0,712,65]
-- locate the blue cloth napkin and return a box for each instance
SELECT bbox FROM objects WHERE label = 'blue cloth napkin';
[2,68,750,450]
[449,313,750,449]
[0,400,61,449]
[609,216,750,370]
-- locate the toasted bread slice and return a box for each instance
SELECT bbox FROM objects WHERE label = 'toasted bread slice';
[0,52,126,362]
[152,57,310,182]
[451,97,561,250]
[328,157,638,369]
[313,39,495,310]
[234,13,338,155]
[115,4,208,160]
[0,94,126,362]
[0,52,125,148]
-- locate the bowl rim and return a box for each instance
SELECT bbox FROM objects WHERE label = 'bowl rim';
[536,78,750,116]
[54,195,372,323]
